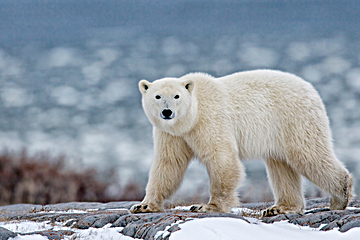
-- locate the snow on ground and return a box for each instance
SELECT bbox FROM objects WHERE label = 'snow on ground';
[10,235,48,240]
[66,224,136,240]
[2,216,360,240]
[170,217,360,240]
[1,221,137,240]
[2,221,53,234]
[1,207,360,240]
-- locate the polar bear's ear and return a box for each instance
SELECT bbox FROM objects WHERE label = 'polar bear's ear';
[182,80,194,94]
[139,80,151,94]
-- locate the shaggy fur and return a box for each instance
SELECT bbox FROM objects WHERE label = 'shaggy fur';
[130,70,353,216]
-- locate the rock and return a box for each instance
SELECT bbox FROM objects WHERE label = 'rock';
[23,230,74,240]
[305,197,331,210]
[0,227,17,240]
[348,199,360,208]
[289,211,342,228]
[74,213,128,229]
[262,213,300,224]
[112,213,143,227]
[335,214,360,232]
[241,202,273,210]
[340,220,360,232]
[1,198,360,239]
[74,215,100,229]
[93,213,127,228]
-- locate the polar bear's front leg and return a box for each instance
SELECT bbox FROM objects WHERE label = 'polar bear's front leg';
[130,129,193,214]
[190,150,244,213]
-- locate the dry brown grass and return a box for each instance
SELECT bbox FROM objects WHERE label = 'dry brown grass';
[0,149,145,205]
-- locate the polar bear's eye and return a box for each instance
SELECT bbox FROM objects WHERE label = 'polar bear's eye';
[155,95,161,99]
[174,95,179,99]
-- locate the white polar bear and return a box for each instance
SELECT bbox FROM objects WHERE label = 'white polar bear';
[130,70,353,216]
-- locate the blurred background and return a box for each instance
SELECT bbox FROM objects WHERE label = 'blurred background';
[0,0,359,205]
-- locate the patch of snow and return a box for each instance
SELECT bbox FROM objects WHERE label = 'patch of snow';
[3,213,360,240]
[173,206,192,211]
[155,220,185,240]
[170,217,360,240]
[69,225,135,240]
[1,221,52,234]
[35,209,93,214]
[231,207,262,218]
[10,235,48,240]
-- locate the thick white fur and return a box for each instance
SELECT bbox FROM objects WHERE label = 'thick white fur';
[131,70,353,215]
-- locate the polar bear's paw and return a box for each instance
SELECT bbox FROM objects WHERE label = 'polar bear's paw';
[189,204,221,213]
[262,206,303,217]
[129,203,162,213]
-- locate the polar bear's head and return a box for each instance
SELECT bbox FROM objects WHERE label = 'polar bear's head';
[138,77,196,135]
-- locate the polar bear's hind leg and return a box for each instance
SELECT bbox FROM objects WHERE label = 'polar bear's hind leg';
[263,158,305,217]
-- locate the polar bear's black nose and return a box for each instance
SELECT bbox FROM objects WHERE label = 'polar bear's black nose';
[162,109,173,119]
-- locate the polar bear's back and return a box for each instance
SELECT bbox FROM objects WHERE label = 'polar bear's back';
[218,70,331,160]
[219,69,316,98]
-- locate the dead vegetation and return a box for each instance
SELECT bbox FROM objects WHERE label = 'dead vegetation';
[0,149,145,205]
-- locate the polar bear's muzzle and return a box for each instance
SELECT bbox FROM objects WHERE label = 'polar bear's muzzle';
[161,109,175,120]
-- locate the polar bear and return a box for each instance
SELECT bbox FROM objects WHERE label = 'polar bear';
[130,70,353,216]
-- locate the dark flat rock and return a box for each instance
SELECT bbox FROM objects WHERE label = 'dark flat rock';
[75,212,129,229]
[0,201,140,217]
[23,230,74,240]
[261,198,360,232]
[0,227,17,240]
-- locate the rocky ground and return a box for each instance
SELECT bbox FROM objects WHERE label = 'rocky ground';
[0,197,360,240]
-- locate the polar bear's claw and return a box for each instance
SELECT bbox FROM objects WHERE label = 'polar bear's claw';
[190,205,205,212]
[262,206,303,217]
[262,206,281,217]
[130,203,161,213]
[189,204,222,213]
